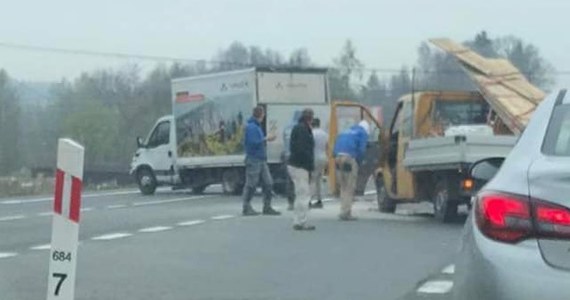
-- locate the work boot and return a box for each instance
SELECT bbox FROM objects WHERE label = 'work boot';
[293,224,316,231]
[262,206,281,216]
[242,206,260,216]
[309,201,324,209]
[339,214,358,221]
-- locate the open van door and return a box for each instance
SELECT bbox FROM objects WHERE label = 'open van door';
[328,101,383,195]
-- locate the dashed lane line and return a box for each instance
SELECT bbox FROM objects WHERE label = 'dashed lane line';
[80,207,94,212]
[0,189,141,205]
[132,195,209,207]
[0,252,18,259]
[417,280,454,294]
[37,211,53,217]
[177,220,206,226]
[30,244,51,251]
[442,264,455,275]
[0,215,26,222]
[91,233,133,241]
[211,215,235,220]
[9,213,238,257]
[107,204,127,209]
[138,226,173,233]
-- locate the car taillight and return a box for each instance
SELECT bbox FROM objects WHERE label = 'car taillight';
[534,201,570,238]
[476,192,570,243]
[476,192,533,243]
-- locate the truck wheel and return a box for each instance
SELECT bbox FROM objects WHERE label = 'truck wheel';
[222,169,243,195]
[433,179,458,223]
[192,185,207,195]
[137,168,157,195]
[376,177,396,213]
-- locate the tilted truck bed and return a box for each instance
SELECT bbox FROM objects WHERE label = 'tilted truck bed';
[403,135,518,172]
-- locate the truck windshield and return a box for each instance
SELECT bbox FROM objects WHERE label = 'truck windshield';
[434,100,489,126]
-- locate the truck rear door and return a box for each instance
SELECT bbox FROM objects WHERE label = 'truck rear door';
[328,102,383,195]
[395,100,414,199]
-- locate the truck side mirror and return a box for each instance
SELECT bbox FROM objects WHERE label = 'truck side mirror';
[136,136,145,148]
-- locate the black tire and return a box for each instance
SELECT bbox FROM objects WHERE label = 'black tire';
[136,168,157,195]
[222,169,243,195]
[433,178,458,223]
[376,176,396,213]
[192,185,207,195]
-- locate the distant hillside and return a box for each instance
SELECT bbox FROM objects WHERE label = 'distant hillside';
[14,81,55,107]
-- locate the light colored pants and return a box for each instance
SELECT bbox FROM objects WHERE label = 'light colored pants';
[335,156,358,217]
[311,159,327,201]
[288,166,310,226]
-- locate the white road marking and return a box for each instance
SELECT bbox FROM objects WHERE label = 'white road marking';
[80,207,94,212]
[107,204,127,209]
[91,233,132,241]
[442,264,455,274]
[322,197,335,202]
[211,214,235,220]
[37,211,53,217]
[132,195,208,207]
[138,226,173,233]
[364,190,377,196]
[417,280,454,294]
[0,189,150,205]
[177,220,206,226]
[30,244,51,250]
[0,252,18,259]
[1,200,21,205]
[0,215,26,222]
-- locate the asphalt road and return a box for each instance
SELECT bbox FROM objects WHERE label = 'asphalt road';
[0,187,465,300]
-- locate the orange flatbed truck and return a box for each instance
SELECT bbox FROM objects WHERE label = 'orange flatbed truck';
[328,91,517,223]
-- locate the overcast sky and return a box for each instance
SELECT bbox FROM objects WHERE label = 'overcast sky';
[1,0,569,87]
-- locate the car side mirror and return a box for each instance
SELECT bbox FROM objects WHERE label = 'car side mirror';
[136,136,145,148]
[469,157,505,183]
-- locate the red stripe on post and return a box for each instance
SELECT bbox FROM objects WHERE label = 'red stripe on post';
[54,169,64,214]
[69,176,82,223]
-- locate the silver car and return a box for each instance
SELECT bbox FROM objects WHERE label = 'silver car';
[454,89,570,300]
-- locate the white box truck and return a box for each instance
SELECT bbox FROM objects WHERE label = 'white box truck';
[130,67,330,195]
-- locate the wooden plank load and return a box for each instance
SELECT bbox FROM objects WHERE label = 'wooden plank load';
[430,38,546,135]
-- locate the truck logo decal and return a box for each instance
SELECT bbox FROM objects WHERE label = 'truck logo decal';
[220,80,249,92]
[176,91,204,103]
[274,82,308,89]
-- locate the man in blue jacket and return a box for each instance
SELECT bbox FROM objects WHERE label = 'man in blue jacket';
[333,120,370,221]
[242,106,281,216]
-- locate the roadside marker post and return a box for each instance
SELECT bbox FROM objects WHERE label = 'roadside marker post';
[47,139,84,300]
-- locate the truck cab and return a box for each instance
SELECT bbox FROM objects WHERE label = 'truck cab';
[130,116,179,195]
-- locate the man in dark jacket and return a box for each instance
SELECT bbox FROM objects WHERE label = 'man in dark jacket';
[242,106,281,216]
[288,108,316,230]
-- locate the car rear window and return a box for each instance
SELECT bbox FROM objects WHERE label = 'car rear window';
[542,104,570,156]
